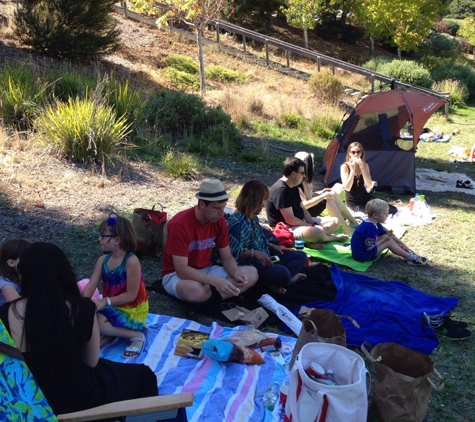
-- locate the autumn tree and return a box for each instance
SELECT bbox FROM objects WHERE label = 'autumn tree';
[13,0,120,62]
[362,0,450,59]
[157,0,227,95]
[280,0,320,49]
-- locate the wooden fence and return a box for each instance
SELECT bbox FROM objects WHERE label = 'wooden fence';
[115,2,450,115]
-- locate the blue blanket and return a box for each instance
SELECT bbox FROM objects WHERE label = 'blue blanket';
[297,265,458,354]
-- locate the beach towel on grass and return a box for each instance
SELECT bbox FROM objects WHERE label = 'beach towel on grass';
[296,265,458,355]
[101,314,296,422]
[305,224,406,271]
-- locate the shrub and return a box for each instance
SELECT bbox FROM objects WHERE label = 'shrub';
[310,114,341,139]
[0,63,47,130]
[442,19,461,36]
[49,70,96,102]
[163,67,200,91]
[14,0,120,62]
[308,69,344,105]
[277,112,306,129]
[162,54,199,74]
[146,91,241,152]
[432,79,468,108]
[205,64,249,83]
[34,97,131,164]
[161,150,199,179]
[422,32,462,59]
[362,56,393,72]
[377,60,432,88]
[432,64,475,96]
[105,78,147,137]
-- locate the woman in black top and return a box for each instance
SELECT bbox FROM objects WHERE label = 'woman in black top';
[0,242,158,415]
[340,142,397,216]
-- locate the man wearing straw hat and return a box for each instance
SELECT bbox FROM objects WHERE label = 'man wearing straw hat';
[161,179,258,307]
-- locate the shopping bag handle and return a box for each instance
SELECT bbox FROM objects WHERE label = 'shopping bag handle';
[360,341,382,362]
[428,367,444,391]
[151,203,166,212]
[337,314,360,329]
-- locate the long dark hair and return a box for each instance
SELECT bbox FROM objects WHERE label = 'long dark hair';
[17,242,81,380]
[235,180,270,218]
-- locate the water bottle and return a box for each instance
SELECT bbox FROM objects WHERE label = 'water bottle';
[263,381,280,411]
[325,369,337,385]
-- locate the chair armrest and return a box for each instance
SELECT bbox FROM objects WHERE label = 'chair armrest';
[57,392,194,422]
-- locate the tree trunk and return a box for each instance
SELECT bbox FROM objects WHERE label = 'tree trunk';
[397,47,402,60]
[303,28,308,49]
[196,26,206,96]
[370,37,374,54]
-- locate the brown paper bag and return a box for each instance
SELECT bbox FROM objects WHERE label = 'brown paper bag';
[289,308,359,369]
[362,342,444,422]
[221,304,269,328]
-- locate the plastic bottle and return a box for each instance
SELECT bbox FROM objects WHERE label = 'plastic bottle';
[263,382,280,411]
[325,369,337,385]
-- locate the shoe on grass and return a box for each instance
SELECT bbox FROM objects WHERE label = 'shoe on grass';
[407,255,429,265]
[423,312,469,329]
[434,323,471,341]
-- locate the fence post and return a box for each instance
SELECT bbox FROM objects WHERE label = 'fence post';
[168,17,173,33]
[317,57,321,72]
[123,1,128,19]
[243,35,247,52]
[216,23,220,44]
[286,50,290,67]
[371,74,374,91]
[265,40,269,66]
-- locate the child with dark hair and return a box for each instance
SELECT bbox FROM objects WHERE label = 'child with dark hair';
[83,213,149,359]
[0,242,158,415]
[0,238,31,305]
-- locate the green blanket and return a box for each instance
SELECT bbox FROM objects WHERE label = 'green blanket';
[305,225,407,271]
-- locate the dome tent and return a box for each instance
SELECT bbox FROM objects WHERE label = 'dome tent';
[323,89,446,194]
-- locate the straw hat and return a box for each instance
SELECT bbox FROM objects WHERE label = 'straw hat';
[195,179,230,201]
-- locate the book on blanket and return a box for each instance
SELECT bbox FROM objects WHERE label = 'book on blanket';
[174,328,210,359]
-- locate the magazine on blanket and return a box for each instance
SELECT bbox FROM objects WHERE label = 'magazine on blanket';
[174,328,210,359]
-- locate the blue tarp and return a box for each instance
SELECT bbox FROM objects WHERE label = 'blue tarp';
[298,265,459,355]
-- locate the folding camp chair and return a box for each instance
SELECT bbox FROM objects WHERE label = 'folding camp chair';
[0,320,193,422]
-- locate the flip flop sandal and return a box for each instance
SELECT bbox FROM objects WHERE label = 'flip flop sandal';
[456,180,464,188]
[122,332,146,359]
[462,180,474,189]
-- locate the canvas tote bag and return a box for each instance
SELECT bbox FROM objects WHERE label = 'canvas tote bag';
[132,203,168,256]
[285,342,368,422]
[361,342,444,422]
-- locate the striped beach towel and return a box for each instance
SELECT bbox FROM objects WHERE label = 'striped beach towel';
[101,314,296,422]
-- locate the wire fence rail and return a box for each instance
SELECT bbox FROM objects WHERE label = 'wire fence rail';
[117,2,451,115]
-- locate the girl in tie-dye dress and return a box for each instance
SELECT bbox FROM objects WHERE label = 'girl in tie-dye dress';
[83,213,149,359]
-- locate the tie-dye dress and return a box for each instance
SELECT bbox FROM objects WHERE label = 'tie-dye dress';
[98,252,148,330]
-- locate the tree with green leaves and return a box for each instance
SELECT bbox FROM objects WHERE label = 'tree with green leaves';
[222,0,282,31]
[280,0,320,48]
[458,16,475,47]
[13,0,120,62]
[362,0,449,59]
[157,0,227,95]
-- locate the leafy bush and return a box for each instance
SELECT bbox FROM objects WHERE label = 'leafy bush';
[162,54,199,74]
[49,70,96,102]
[432,64,475,96]
[310,115,341,139]
[446,0,475,19]
[362,56,393,72]
[161,150,199,179]
[0,63,47,130]
[163,68,200,91]
[146,91,241,152]
[14,0,120,62]
[308,69,344,105]
[277,112,306,129]
[205,64,249,83]
[432,79,468,108]
[419,32,464,71]
[365,59,432,88]
[34,97,131,163]
[441,19,461,36]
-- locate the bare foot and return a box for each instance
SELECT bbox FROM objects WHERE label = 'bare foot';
[329,233,349,242]
[306,242,325,249]
[291,273,307,284]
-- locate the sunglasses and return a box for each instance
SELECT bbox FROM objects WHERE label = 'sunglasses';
[350,150,361,155]
[100,234,116,239]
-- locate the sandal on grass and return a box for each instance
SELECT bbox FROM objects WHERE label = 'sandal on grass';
[122,332,146,359]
